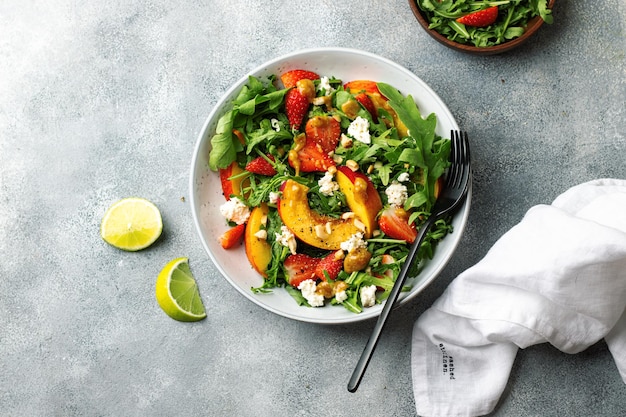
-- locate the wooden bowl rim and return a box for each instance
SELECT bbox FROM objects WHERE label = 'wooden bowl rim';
[409,0,555,55]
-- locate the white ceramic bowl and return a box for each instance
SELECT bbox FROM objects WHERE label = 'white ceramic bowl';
[190,47,470,324]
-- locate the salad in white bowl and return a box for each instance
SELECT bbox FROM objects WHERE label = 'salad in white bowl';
[190,48,470,324]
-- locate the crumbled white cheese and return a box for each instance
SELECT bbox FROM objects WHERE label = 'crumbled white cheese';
[268,191,280,204]
[340,232,367,253]
[275,225,297,254]
[317,76,335,95]
[219,197,250,225]
[318,171,339,196]
[298,279,325,307]
[347,116,371,144]
[270,118,280,132]
[397,172,410,182]
[335,290,348,303]
[360,285,377,308]
[385,181,408,208]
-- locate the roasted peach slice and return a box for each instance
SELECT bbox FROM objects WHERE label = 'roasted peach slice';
[278,179,360,250]
[219,161,247,201]
[244,203,272,277]
[335,166,383,238]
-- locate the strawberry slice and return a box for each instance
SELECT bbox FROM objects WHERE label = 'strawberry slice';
[291,136,336,173]
[219,224,245,249]
[245,154,277,176]
[354,93,378,122]
[285,89,309,129]
[456,6,499,27]
[315,250,344,281]
[284,253,320,288]
[378,207,417,243]
[304,115,341,154]
[344,80,381,96]
[281,69,320,89]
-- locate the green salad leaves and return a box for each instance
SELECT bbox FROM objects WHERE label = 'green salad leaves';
[209,73,454,313]
[417,0,553,47]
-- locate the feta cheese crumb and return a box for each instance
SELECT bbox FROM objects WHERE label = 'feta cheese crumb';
[385,181,408,208]
[317,76,335,95]
[270,118,280,132]
[360,285,377,308]
[219,197,250,225]
[340,232,367,253]
[397,172,410,182]
[335,290,348,303]
[298,279,325,307]
[318,171,339,196]
[275,225,297,254]
[268,191,280,204]
[347,116,371,144]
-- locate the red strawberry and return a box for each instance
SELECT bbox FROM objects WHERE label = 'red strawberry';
[245,154,277,176]
[378,207,417,243]
[344,80,381,95]
[315,250,344,281]
[304,115,341,154]
[285,89,309,129]
[284,253,320,288]
[456,6,498,27]
[281,69,320,89]
[290,136,336,173]
[219,224,245,249]
[354,93,378,122]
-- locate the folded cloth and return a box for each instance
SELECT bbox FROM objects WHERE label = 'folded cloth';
[411,179,626,417]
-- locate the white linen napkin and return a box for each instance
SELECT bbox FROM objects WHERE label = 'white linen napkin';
[411,178,626,417]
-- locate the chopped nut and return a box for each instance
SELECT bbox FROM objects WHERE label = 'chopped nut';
[340,134,353,148]
[367,164,374,174]
[288,239,297,255]
[341,212,355,220]
[333,154,343,164]
[260,215,268,226]
[327,165,337,175]
[346,159,359,172]
[354,218,366,232]
[254,230,267,240]
[334,281,349,294]
[312,96,327,106]
[315,224,330,239]
[333,250,345,261]
[325,221,332,235]
[316,281,334,298]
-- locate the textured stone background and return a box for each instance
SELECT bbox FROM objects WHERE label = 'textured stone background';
[1,1,625,416]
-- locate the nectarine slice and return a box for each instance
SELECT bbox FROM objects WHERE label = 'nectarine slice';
[335,166,383,238]
[278,179,360,250]
[244,203,272,277]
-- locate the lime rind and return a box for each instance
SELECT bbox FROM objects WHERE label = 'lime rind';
[100,197,163,251]
[156,257,206,322]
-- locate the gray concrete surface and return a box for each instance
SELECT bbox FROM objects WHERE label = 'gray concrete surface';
[1,1,625,416]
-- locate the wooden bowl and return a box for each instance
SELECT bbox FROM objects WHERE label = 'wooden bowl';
[409,0,555,55]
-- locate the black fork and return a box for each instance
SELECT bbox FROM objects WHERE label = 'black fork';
[348,130,471,393]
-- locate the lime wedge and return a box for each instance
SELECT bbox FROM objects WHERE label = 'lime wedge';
[100,197,163,251]
[155,257,206,322]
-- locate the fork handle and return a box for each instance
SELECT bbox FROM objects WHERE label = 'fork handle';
[347,214,438,393]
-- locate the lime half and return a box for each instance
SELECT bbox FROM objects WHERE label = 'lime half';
[100,197,163,251]
[155,257,206,322]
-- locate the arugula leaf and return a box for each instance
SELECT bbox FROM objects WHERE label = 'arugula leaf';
[208,76,290,171]
[416,0,553,47]
[209,111,242,170]
[377,82,449,211]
